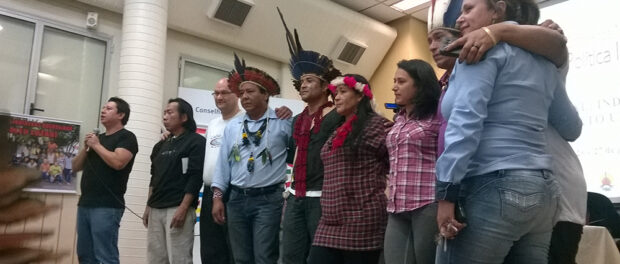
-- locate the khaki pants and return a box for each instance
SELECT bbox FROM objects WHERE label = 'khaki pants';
[147,207,196,264]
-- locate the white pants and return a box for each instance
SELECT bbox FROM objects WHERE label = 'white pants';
[147,207,196,264]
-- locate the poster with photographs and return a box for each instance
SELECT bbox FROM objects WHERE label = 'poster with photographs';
[2,113,80,193]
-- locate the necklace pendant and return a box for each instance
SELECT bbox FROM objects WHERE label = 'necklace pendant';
[267,150,273,165]
[228,145,241,162]
[234,147,241,162]
[247,153,255,173]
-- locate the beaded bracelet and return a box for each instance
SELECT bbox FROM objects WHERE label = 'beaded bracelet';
[482,26,498,45]
[213,189,223,199]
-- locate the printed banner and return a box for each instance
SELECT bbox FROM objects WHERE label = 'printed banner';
[2,113,81,193]
[542,0,620,202]
[178,86,306,127]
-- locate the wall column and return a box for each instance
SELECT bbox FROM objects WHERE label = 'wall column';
[116,0,168,263]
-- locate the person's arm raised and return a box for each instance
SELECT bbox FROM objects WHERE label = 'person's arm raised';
[86,134,133,171]
[447,20,567,67]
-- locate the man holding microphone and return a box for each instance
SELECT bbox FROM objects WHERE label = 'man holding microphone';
[73,96,138,264]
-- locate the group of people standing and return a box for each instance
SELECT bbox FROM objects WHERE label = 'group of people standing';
[71,0,587,264]
[14,140,75,185]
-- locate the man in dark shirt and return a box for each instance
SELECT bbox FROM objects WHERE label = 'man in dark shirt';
[143,98,205,264]
[73,97,138,264]
[278,10,342,264]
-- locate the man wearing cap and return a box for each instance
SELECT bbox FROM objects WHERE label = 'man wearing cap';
[277,9,342,264]
[429,1,586,264]
[211,55,292,264]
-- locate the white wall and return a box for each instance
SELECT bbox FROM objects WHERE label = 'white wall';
[164,28,300,103]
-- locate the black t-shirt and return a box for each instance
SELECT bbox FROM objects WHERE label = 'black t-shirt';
[78,128,138,208]
[148,131,205,209]
[287,109,342,191]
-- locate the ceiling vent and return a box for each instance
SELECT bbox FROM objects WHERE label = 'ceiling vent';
[206,0,255,27]
[333,37,367,65]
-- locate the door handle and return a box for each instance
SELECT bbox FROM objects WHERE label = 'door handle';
[29,103,45,115]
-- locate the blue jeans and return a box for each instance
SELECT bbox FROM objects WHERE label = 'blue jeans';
[226,187,284,264]
[63,168,72,183]
[281,195,322,264]
[436,170,559,264]
[77,206,124,264]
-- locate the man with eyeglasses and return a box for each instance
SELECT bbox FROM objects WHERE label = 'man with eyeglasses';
[200,77,241,264]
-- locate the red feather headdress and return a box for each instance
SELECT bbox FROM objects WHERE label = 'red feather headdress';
[228,53,281,96]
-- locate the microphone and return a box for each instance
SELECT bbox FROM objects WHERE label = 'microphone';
[87,128,100,151]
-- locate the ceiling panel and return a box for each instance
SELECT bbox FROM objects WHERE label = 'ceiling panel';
[361,4,406,23]
[405,1,431,14]
[331,0,434,24]
[331,0,380,11]
[383,0,403,6]
[410,8,428,22]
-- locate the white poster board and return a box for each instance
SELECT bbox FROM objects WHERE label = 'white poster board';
[541,0,620,202]
[178,87,306,127]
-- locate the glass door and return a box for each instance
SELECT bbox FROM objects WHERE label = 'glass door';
[0,14,35,113]
[31,26,107,131]
[0,9,110,133]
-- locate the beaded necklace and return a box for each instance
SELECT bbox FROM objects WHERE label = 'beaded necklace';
[228,117,272,173]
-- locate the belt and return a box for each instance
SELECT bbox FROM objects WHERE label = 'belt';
[286,186,322,197]
[230,184,281,196]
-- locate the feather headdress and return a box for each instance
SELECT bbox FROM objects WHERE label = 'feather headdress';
[277,7,341,90]
[428,0,463,33]
[228,53,280,96]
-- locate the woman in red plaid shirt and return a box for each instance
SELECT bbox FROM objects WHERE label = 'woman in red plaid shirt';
[384,60,441,264]
[307,74,389,264]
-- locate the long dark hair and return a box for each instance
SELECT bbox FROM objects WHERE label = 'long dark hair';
[168,98,197,133]
[396,59,440,120]
[486,0,539,25]
[340,74,377,149]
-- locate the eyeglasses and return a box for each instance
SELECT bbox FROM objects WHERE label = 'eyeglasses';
[212,91,233,96]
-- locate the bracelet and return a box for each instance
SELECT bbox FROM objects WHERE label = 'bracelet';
[213,189,223,199]
[482,26,498,46]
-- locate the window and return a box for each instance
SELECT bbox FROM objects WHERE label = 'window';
[0,14,34,113]
[179,56,229,90]
[0,9,110,134]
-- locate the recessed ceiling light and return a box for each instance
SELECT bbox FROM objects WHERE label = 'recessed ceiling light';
[390,0,428,11]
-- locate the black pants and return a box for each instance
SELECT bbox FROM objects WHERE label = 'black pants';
[281,196,322,264]
[307,246,381,264]
[200,185,234,264]
[548,221,583,264]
